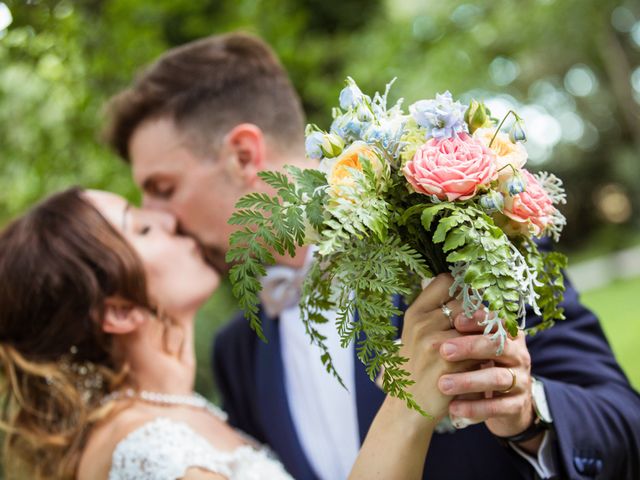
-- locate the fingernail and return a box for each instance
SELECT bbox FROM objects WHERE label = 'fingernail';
[440,377,454,393]
[441,343,457,357]
[456,314,471,326]
[420,277,434,289]
[450,415,477,430]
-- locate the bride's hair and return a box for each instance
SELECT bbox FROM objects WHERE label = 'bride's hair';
[0,187,153,479]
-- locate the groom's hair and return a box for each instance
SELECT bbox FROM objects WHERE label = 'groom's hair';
[103,32,305,161]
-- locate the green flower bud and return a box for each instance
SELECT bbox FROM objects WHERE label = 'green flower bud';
[321,132,345,158]
[465,100,490,134]
[305,129,344,160]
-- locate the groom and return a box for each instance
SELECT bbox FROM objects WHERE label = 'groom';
[104,33,640,479]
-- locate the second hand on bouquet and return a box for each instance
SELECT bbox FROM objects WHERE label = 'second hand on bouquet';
[437,311,538,449]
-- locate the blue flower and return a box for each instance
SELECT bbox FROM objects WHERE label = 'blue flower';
[409,91,468,139]
[339,84,364,110]
[330,116,346,138]
[356,104,374,122]
[345,119,366,138]
[331,114,366,140]
[305,132,325,160]
[363,117,405,149]
[363,125,389,146]
[506,174,527,196]
[479,191,504,212]
[509,121,527,143]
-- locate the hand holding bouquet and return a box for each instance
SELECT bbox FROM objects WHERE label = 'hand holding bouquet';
[227,78,567,414]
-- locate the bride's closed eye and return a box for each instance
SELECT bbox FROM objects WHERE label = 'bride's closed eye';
[123,207,153,237]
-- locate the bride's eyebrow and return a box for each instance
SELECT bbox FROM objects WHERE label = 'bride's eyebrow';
[122,203,131,231]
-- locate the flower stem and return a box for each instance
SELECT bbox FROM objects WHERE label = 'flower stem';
[497,163,519,176]
[489,110,519,148]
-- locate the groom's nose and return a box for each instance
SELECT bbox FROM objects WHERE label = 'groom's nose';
[142,194,166,211]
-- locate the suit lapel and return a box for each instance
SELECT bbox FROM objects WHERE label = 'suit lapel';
[255,310,318,480]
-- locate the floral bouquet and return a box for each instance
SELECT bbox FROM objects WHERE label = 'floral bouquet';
[227,78,568,414]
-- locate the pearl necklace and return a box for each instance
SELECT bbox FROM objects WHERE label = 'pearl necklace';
[101,388,228,422]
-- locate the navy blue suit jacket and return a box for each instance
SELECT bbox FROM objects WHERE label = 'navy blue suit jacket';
[212,276,640,479]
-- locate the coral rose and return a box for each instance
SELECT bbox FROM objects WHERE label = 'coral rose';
[403,132,498,201]
[502,169,555,237]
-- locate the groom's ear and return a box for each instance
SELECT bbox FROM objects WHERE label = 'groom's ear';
[102,298,146,335]
[220,123,266,187]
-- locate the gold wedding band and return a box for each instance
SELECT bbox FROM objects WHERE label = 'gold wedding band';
[498,367,517,394]
[441,304,454,329]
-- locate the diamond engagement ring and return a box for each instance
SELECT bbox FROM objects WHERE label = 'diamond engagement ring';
[441,304,454,329]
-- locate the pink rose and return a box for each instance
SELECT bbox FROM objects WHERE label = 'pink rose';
[403,132,498,202]
[502,169,555,237]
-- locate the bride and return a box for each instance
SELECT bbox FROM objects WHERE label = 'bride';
[0,187,468,479]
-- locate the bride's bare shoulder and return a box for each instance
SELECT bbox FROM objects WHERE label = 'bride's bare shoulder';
[76,405,156,480]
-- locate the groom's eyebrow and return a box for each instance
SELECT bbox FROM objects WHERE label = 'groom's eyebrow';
[122,203,131,231]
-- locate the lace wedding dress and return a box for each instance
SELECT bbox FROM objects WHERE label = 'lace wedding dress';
[108,417,293,480]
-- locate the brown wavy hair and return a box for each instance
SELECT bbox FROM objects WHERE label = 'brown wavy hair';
[0,187,152,479]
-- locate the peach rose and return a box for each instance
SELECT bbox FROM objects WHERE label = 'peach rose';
[403,132,497,202]
[473,128,527,179]
[502,169,555,237]
[324,141,382,195]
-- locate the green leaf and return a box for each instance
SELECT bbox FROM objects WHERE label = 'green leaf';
[502,289,520,302]
[235,192,281,211]
[228,209,266,226]
[463,262,484,283]
[286,165,327,194]
[258,170,294,191]
[497,277,519,289]
[446,244,481,263]
[443,227,467,252]
[505,318,519,337]
[306,197,326,228]
[398,203,429,225]
[420,203,449,231]
[470,272,495,290]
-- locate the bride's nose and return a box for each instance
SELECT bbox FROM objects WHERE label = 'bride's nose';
[155,211,177,233]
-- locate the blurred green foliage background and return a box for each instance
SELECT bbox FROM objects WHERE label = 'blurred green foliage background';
[0,0,639,396]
